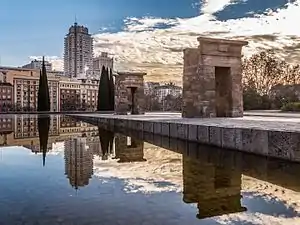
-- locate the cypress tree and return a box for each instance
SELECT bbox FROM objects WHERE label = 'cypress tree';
[37,71,43,111]
[37,57,50,111]
[97,66,110,111]
[108,68,115,110]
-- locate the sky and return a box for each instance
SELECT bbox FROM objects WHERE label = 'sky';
[0,0,300,83]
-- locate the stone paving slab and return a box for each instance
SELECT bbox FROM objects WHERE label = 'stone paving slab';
[72,112,300,132]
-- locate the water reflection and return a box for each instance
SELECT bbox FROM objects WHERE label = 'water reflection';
[0,115,300,224]
[64,137,94,189]
[182,155,246,219]
[37,115,50,166]
[115,134,146,163]
[98,127,114,161]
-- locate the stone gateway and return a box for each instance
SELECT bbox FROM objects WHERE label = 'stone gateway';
[182,37,248,118]
[115,72,146,115]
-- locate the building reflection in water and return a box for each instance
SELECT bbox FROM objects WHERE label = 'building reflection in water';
[114,133,146,163]
[0,115,100,189]
[182,154,246,219]
[64,137,94,189]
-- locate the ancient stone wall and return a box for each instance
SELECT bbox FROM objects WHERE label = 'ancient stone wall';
[115,72,146,115]
[182,37,248,118]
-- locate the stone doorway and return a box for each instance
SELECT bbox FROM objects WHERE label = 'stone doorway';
[128,87,138,115]
[182,37,248,118]
[115,72,146,115]
[215,67,232,117]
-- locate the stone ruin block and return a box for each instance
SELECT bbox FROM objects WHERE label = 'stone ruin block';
[182,37,248,118]
[115,72,146,115]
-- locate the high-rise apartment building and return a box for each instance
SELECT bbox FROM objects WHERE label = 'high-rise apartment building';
[64,23,93,78]
[22,59,53,71]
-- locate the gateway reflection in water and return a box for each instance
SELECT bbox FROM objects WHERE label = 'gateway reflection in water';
[0,115,299,224]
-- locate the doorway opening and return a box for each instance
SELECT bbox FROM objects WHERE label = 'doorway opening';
[128,87,137,115]
[215,67,232,117]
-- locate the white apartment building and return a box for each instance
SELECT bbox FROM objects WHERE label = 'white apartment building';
[91,52,114,77]
[22,59,53,71]
[144,82,160,95]
[64,22,93,78]
[154,83,182,102]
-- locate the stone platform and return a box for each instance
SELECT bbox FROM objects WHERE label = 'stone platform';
[70,112,300,162]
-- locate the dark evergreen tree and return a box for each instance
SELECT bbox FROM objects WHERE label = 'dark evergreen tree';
[38,115,50,166]
[37,57,50,111]
[97,66,110,111]
[108,68,115,110]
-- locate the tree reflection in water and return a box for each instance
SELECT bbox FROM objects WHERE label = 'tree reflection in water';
[98,127,114,160]
[37,115,50,166]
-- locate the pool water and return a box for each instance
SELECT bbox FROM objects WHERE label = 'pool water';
[0,114,299,225]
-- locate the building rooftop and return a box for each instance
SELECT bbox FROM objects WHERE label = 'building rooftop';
[0,82,13,86]
[0,66,39,72]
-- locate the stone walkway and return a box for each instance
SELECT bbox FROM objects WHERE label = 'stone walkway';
[73,112,300,132]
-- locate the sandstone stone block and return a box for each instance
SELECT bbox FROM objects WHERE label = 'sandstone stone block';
[252,130,268,155]
[234,128,243,150]
[241,129,253,153]
[177,139,187,154]
[188,125,198,142]
[170,138,178,152]
[143,121,153,133]
[268,131,300,161]
[161,136,170,149]
[221,128,235,149]
[153,134,162,147]
[154,122,162,135]
[117,119,127,128]
[241,129,268,155]
[197,125,209,144]
[170,123,178,138]
[187,142,198,158]
[209,126,222,146]
[108,119,115,128]
[135,129,144,140]
[143,132,153,143]
[135,121,143,131]
[162,123,170,136]
[127,120,133,129]
[177,124,188,140]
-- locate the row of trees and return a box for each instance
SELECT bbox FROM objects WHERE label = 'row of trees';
[242,50,300,110]
[144,94,182,112]
[97,66,115,111]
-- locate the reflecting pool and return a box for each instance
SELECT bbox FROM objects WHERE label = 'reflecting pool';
[0,114,299,224]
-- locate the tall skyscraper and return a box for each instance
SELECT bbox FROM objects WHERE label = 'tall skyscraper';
[64,22,93,78]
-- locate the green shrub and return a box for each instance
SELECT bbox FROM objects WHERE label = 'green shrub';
[281,102,300,112]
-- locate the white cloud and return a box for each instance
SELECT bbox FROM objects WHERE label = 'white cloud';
[200,0,245,15]
[91,0,300,84]
[93,145,182,193]
[36,0,300,83]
